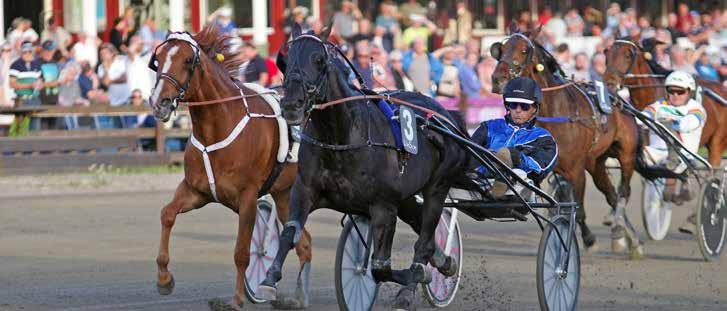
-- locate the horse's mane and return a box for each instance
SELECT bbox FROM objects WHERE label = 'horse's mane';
[192,25,245,80]
[531,38,567,77]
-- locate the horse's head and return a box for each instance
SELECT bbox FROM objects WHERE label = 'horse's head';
[278,23,334,125]
[491,23,541,93]
[148,32,202,122]
[603,39,647,91]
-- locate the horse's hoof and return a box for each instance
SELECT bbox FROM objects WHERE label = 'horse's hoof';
[436,256,458,277]
[156,275,175,296]
[271,294,307,310]
[392,286,417,311]
[602,213,613,226]
[256,284,278,301]
[629,244,645,260]
[411,263,432,284]
[208,297,242,311]
[585,241,599,255]
[612,237,627,254]
[582,232,597,249]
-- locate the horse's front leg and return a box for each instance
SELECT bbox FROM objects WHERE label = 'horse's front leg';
[369,202,398,284]
[258,179,314,300]
[156,180,208,295]
[208,188,258,311]
[270,188,314,309]
[393,182,447,310]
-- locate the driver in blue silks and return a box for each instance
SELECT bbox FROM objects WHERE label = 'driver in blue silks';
[471,77,558,198]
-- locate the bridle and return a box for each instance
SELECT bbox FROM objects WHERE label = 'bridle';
[492,33,536,80]
[605,40,666,87]
[282,34,366,115]
[148,32,202,111]
[282,35,332,113]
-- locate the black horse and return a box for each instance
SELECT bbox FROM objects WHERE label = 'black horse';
[256,25,468,309]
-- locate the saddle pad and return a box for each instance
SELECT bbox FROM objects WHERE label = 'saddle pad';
[242,83,299,163]
[582,81,612,114]
[375,99,404,150]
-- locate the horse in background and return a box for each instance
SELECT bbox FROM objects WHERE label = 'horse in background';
[491,23,645,258]
[147,25,313,310]
[603,38,727,167]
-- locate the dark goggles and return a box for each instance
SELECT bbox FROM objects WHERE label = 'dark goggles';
[666,87,687,95]
[506,101,534,111]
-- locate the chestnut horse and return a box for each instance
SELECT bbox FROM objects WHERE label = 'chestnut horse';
[491,25,644,258]
[603,39,727,167]
[148,26,312,310]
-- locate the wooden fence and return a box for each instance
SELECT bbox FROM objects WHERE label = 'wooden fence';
[0,105,190,175]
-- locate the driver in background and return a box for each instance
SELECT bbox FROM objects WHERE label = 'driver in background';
[642,70,706,234]
[471,77,558,199]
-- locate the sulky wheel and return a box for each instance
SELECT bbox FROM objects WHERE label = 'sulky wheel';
[537,216,580,311]
[549,174,574,218]
[696,179,727,261]
[335,216,379,311]
[641,178,672,240]
[243,195,280,304]
[422,208,463,307]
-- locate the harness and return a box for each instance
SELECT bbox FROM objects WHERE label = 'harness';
[498,33,602,151]
[149,33,283,202]
[284,35,466,153]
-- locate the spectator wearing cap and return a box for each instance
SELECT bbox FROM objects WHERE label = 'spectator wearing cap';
[333,1,362,43]
[209,7,236,35]
[38,40,62,107]
[9,41,43,130]
[41,16,71,57]
[402,14,436,48]
[98,43,130,107]
[696,51,720,82]
[670,46,698,75]
[240,42,269,86]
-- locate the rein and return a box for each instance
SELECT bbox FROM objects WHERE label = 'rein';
[179,91,280,106]
[312,94,468,138]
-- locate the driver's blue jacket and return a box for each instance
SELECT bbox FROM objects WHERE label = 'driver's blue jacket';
[471,115,558,182]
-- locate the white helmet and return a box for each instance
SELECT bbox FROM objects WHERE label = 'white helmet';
[665,71,696,92]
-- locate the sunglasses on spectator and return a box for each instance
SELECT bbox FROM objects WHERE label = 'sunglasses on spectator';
[506,102,534,111]
[666,88,687,95]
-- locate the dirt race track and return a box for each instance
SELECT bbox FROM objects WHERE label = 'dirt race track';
[0,172,725,311]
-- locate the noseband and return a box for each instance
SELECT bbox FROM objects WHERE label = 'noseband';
[148,32,202,111]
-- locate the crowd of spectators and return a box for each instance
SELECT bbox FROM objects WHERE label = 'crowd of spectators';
[1,2,726,137]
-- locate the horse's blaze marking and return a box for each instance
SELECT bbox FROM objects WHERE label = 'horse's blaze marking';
[151,45,180,104]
